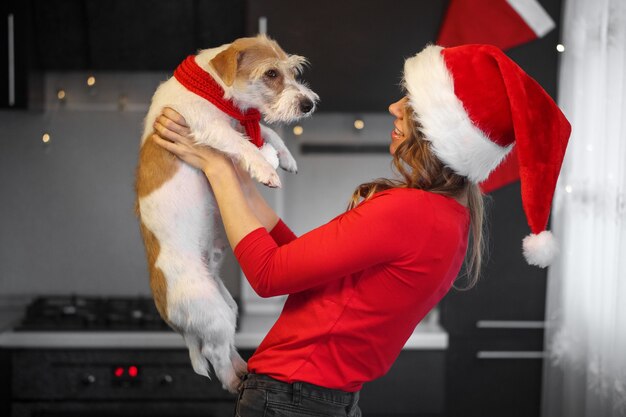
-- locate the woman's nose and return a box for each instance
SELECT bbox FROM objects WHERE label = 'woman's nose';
[388,98,405,118]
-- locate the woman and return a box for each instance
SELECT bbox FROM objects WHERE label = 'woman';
[152,44,570,416]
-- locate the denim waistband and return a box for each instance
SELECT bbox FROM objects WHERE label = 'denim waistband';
[241,373,360,408]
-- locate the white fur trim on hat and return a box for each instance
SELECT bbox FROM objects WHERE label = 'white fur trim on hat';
[403,45,512,183]
[522,230,558,267]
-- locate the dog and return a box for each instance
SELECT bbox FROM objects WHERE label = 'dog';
[134,35,318,393]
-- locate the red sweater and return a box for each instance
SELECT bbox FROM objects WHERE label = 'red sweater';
[234,188,470,392]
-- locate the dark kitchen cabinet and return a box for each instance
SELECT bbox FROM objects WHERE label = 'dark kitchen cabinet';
[29,0,245,71]
[0,349,11,417]
[1,0,38,109]
[1,0,245,108]
[440,182,548,335]
[5,0,563,111]
[245,0,449,112]
[359,350,445,416]
[445,333,545,417]
[439,182,549,417]
[245,0,561,112]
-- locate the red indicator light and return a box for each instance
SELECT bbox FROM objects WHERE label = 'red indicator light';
[128,366,138,377]
[114,367,124,377]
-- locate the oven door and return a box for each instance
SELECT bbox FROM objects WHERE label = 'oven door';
[13,402,235,417]
[11,350,238,417]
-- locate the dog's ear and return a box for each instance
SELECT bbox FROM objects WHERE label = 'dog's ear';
[210,46,240,87]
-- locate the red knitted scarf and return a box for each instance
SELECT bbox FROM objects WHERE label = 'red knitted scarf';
[173,55,263,148]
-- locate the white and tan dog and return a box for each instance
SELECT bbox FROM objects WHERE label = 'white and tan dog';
[135,35,318,393]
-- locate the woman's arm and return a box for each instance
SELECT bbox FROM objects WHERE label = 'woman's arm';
[236,167,297,245]
[203,159,265,249]
[232,163,281,233]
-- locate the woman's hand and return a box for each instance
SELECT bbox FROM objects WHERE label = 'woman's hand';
[152,107,232,177]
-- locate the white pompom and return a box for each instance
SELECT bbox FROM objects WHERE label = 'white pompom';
[522,231,558,268]
[259,142,279,169]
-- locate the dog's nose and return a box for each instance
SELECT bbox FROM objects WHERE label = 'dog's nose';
[299,98,314,114]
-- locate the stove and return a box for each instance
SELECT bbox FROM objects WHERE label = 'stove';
[15,295,170,331]
[1,296,249,417]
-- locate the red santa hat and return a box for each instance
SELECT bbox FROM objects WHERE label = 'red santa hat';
[403,44,571,267]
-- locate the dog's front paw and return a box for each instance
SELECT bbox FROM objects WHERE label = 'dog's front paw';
[259,142,280,170]
[249,163,281,188]
[278,150,298,173]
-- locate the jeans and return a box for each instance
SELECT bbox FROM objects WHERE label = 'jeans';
[234,373,362,417]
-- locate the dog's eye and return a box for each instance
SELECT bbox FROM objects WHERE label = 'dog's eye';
[265,69,278,78]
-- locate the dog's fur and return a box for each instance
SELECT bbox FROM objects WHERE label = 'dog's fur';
[135,35,318,393]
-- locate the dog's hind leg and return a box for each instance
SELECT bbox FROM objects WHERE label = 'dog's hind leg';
[231,345,248,378]
[207,228,239,317]
[201,339,241,394]
[173,278,239,392]
[184,333,211,378]
[215,276,238,318]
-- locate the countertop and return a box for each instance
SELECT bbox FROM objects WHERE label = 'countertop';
[0,297,448,350]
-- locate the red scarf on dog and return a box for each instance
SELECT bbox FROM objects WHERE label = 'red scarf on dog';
[174,55,264,148]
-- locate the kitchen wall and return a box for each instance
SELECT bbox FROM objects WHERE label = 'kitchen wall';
[0,72,172,296]
[0,72,397,299]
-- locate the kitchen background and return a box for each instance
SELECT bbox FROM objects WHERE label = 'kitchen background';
[0,0,559,304]
[2,1,624,417]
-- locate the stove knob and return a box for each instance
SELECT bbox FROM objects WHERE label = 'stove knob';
[159,374,174,385]
[81,374,96,386]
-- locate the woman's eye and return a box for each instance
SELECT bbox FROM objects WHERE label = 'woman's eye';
[265,69,278,78]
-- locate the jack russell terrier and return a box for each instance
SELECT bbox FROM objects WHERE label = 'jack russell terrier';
[135,34,318,393]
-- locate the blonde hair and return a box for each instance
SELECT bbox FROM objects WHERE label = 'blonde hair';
[347,105,486,289]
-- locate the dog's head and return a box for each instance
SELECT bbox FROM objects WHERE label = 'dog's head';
[208,35,319,124]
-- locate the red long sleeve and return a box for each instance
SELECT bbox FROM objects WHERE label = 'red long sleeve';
[268,218,297,246]
[235,189,423,297]
[235,188,470,391]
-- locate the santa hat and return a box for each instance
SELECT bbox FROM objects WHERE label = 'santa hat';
[403,44,571,268]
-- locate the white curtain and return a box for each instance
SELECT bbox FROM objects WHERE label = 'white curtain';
[542,0,626,416]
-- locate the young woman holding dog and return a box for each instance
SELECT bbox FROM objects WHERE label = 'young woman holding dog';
[152,44,570,416]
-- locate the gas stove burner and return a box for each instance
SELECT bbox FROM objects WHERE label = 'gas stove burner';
[14,295,172,331]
